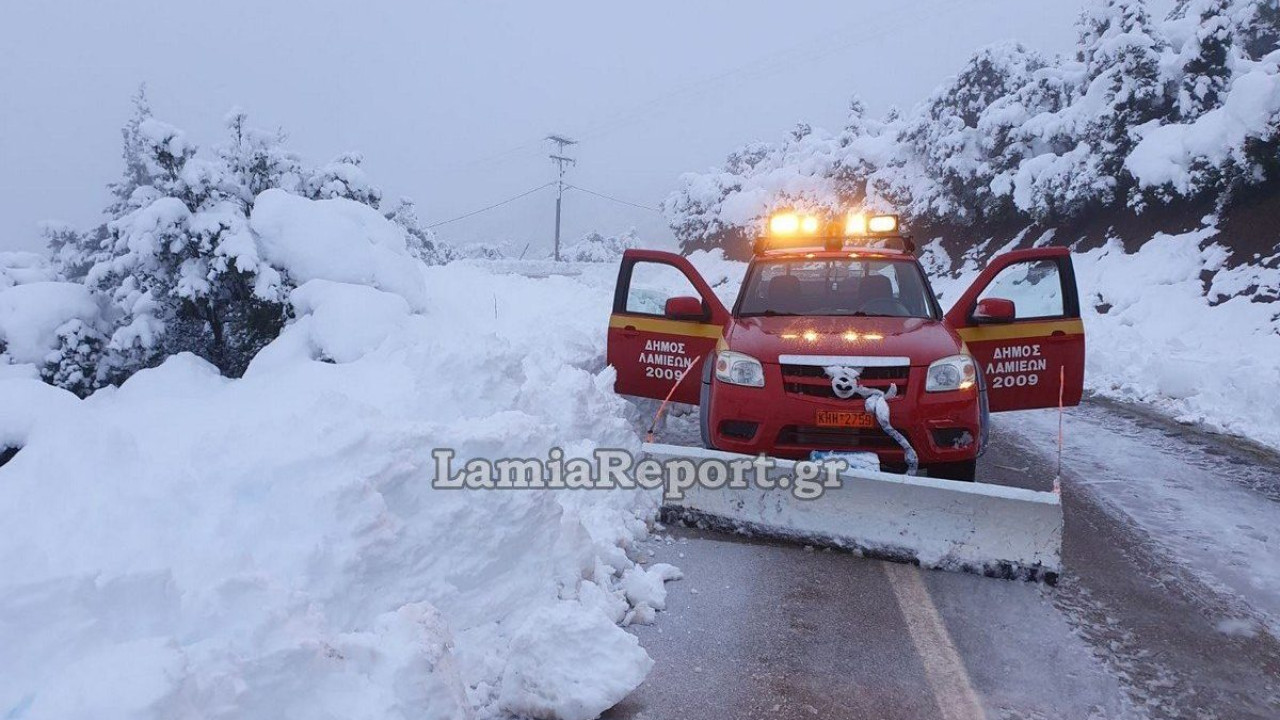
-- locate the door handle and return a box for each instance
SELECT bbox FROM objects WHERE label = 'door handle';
[622,325,639,338]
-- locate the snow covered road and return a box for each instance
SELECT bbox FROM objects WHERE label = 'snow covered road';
[4,252,1279,720]
[609,399,1280,720]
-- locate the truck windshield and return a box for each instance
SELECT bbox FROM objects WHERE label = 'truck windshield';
[737,257,939,319]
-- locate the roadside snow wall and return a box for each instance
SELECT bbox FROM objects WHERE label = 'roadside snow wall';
[0,199,671,720]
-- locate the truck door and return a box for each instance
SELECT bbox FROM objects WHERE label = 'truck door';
[945,247,1085,412]
[608,249,730,405]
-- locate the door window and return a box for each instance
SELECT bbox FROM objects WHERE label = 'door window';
[976,259,1064,320]
[625,261,699,316]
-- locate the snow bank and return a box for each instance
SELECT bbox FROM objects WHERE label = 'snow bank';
[1074,232,1280,449]
[0,282,102,364]
[932,227,1280,451]
[251,189,428,310]
[0,253,668,718]
[498,604,652,720]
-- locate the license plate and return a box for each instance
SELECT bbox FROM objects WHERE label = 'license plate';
[815,410,875,428]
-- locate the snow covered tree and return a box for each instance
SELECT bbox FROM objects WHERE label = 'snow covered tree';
[384,197,453,265]
[106,85,159,217]
[664,169,754,257]
[903,43,1049,222]
[1177,0,1237,120]
[1232,0,1280,60]
[86,113,291,379]
[28,93,446,393]
[831,96,880,206]
[305,152,382,208]
[41,222,94,281]
[723,141,774,176]
[218,109,303,209]
[1076,0,1170,199]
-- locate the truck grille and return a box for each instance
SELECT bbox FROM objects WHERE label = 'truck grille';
[776,425,902,450]
[780,363,909,399]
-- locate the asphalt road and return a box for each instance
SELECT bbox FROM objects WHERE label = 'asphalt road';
[604,399,1280,720]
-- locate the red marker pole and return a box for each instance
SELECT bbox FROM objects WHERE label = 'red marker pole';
[646,361,699,444]
[1055,364,1065,495]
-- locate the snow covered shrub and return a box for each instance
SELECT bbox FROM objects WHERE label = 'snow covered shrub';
[305,151,382,207]
[40,319,108,397]
[563,229,639,262]
[454,242,510,260]
[0,281,108,389]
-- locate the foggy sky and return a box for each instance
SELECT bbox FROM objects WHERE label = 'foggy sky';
[0,1,1089,254]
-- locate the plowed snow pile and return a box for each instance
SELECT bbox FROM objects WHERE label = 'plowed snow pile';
[0,198,673,720]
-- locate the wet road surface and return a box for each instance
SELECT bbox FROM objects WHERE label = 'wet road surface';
[605,399,1280,720]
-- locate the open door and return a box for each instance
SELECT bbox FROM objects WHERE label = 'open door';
[608,249,730,405]
[945,247,1085,412]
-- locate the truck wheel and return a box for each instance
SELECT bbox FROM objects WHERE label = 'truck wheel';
[698,354,716,450]
[927,459,976,482]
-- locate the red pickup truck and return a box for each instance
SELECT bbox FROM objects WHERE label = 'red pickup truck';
[607,212,1085,481]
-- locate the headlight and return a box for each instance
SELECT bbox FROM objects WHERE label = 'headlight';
[926,354,977,393]
[715,351,765,388]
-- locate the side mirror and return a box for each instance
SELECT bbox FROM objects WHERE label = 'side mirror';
[973,297,1016,324]
[664,296,707,322]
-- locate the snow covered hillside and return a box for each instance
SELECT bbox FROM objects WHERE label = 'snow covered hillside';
[666,0,1280,254]
[0,196,685,719]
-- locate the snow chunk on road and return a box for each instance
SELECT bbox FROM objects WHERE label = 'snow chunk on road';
[500,603,653,720]
[620,563,683,613]
[251,189,428,310]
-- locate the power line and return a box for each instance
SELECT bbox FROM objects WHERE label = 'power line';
[566,184,661,213]
[425,182,556,228]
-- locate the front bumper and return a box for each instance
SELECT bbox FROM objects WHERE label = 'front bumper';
[705,363,982,466]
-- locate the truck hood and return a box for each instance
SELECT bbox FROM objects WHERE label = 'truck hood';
[725,315,961,366]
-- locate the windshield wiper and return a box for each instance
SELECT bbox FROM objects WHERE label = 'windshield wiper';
[742,310,800,317]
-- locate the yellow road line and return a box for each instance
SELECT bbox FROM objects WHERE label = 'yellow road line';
[884,563,987,720]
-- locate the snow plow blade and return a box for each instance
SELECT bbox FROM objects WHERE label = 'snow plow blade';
[645,443,1062,583]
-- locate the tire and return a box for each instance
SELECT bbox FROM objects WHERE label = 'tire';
[926,459,977,482]
[698,354,716,450]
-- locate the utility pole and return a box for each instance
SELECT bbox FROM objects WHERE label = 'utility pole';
[547,134,577,261]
